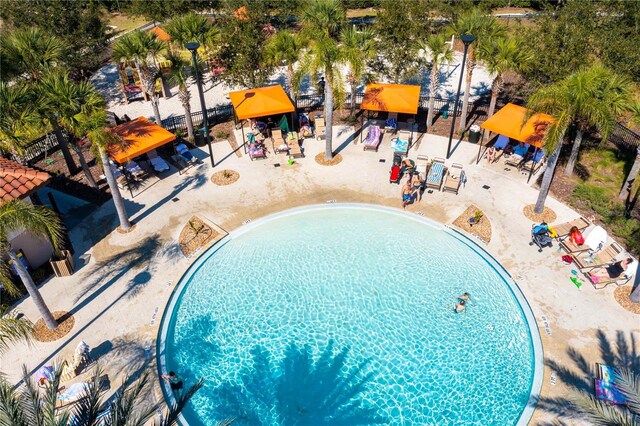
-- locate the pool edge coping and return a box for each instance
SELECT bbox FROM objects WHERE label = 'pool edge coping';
[156,203,544,426]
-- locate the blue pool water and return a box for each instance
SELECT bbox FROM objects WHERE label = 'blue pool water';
[160,206,538,425]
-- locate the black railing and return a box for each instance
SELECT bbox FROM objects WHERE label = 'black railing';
[610,122,640,149]
[161,104,234,134]
[10,130,68,164]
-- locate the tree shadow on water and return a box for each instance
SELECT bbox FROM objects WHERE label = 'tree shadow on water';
[213,340,386,425]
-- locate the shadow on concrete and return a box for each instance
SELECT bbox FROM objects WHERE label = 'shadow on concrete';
[531,330,639,422]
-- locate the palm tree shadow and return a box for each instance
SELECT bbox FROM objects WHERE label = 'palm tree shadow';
[213,340,386,425]
[533,330,639,422]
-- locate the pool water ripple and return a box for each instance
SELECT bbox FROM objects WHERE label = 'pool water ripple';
[162,207,537,425]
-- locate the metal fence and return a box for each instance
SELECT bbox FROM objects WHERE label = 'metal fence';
[610,122,640,149]
[13,98,639,166]
[10,130,68,164]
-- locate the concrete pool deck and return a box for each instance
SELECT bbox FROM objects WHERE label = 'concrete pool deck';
[2,128,637,424]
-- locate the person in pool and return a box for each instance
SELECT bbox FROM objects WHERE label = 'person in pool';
[457,292,473,304]
[162,371,184,391]
[453,299,466,313]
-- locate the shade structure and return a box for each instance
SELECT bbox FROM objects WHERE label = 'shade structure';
[481,103,554,148]
[109,117,176,164]
[148,26,170,42]
[360,83,421,115]
[229,85,295,121]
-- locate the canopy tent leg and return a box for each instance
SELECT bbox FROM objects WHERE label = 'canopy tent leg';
[476,129,485,164]
[360,111,365,144]
[241,123,247,154]
[527,146,538,184]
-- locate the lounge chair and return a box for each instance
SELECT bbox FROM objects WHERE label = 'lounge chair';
[384,112,398,133]
[176,143,198,164]
[147,150,170,172]
[587,259,637,289]
[247,134,267,161]
[57,382,91,408]
[494,135,509,150]
[551,217,590,241]
[442,163,463,195]
[560,225,607,255]
[271,129,289,154]
[426,158,446,190]
[286,132,304,158]
[125,160,147,181]
[315,117,326,140]
[572,241,624,271]
[363,125,382,151]
[595,364,627,405]
[521,150,545,174]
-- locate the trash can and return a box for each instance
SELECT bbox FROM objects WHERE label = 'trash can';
[468,124,481,144]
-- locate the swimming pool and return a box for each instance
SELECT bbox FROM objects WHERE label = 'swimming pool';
[158,205,542,425]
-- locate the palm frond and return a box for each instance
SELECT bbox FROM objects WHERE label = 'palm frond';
[0,307,33,353]
[158,379,204,426]
[0,200,64,256]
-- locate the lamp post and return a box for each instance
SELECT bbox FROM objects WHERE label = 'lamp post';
[446,34,476,159]
[185,41,214,167]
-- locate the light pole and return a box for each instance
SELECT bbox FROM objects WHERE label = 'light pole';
[446,34,476,159]
[185,41,214,167]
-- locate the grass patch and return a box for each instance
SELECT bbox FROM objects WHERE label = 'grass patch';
[569,147,639,256]
[105,12,150,35]
[346,8,377,18]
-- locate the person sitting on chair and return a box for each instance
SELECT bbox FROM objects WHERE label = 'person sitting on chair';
[401,158,416,176]
[176,143,197,164]
[485,146,496,164]
[568,226,585,246]
[588,257,633,283]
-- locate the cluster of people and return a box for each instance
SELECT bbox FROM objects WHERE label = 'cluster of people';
[400,159,423,209]
[453,292,473,313]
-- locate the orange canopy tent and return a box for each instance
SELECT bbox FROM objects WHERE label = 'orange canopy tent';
[148,26,171,42]
[229,85,295,120]
[480,103,554,148]
[360,83,421,115]
[109,117,176,164]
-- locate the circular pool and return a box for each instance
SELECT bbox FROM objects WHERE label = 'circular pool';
[158,205,541,425]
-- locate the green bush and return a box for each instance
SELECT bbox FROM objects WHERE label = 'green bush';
[569,184,612,217]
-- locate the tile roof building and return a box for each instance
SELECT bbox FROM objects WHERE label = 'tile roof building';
[0,158,51,204]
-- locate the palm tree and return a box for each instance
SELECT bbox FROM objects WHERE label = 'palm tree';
[164,13,212,51]
[342,27,375,117]
[527,65,632,214]
[0,82,41,156]
[80,112,133,232]
[0,365,204,425]
[140,66,163,125]
[0,27,65,82]
[478,35,533,122]
[1,29,78,174]
[299,0,347,161]
[0,308,33,353]
[423,34,453,132]
[562,65,633,176]
[39,73,104,188]
[113,32,150,102]
[449,10,505,130]
[619,100,640,202]
[265,30,301,99]
[166,53,195,140]
[0,201,63,330]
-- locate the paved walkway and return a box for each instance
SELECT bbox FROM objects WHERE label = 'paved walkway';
[2,127,637,424]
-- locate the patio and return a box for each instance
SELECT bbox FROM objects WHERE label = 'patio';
[3,126,637,425]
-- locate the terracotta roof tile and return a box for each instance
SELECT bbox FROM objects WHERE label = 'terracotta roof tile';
[0,158,51,204]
